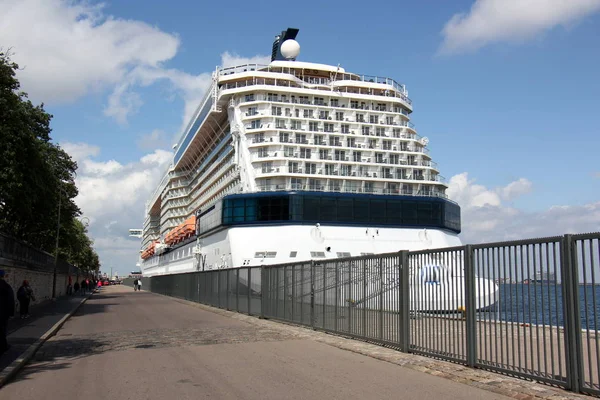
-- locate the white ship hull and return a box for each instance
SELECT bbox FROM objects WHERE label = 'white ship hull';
[141,225,499,311]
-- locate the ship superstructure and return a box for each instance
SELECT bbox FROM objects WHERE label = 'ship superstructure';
[140,28,462,277]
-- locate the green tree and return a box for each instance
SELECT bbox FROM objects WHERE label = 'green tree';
[0,51,100,271]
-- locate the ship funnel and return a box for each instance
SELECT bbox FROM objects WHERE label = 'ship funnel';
[271,28,299,61]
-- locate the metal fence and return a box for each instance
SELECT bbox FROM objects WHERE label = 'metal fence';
[0,232,75,273]
[132,232,600,396]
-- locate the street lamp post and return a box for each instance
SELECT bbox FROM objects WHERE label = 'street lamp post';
[52,192,62,300]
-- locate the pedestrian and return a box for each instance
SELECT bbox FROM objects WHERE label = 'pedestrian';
[85,278,90,293]
[67,275,73,295]
[16,280,35,319]
[0,269,15,354]
[137,279,142,291]
[80,279,87,294]
[74,280,80,294]
[97,280,102,289]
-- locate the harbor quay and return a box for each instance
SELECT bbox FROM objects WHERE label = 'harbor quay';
[0,284,592,400]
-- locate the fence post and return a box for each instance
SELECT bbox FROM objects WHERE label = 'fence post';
[247,267,252,315]
[399,251,410,353]
[226,269,230,310]
[464,244,477,368]
[260,266,266,319]
[379,258,384,341]
[363,258,367,338]
[561,234,583,393]
[311,260,315,330]
[236,268,239,312]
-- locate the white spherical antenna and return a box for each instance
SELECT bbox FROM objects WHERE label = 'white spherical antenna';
[280,39,300,60]
[420,137,429,146]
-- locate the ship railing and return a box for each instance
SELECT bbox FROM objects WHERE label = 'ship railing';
[221,77,412,105]
[254,183,449,199]
[217,64,411,103]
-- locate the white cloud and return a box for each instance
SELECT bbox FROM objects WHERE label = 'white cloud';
[448,172,599,243]
[0,0,180,103]
[60,142,100,164]
[498,178,532,201]
[1,0,270,128]
[440,0,600,54]
[60,141,172,271]
[103,82,144,125]
[81,159,124,176]
[136,129,171,151]
[221,52,271,68]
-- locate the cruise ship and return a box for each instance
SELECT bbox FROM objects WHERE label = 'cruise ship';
[137,28,497,310]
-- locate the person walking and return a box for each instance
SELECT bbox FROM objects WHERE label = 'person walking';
[16,280,35,319]
[67,275,73,295]
[0,269,15,354]
[80,279,87,295]
[73,280,80,294]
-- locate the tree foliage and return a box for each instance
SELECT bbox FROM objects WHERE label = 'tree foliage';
[0,51,100,272]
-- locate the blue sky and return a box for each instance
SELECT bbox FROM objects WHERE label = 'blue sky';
[2,0,599,275]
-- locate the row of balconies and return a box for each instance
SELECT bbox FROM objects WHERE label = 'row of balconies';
[253,152,434,168]
[255,182,446,198]
[187,164,239,213]
[244,118,415,132]
[247,106,410,121]
[249,139,429,156]
[159,158,237,222]
[185,154,235,201]
[255,166,444,183]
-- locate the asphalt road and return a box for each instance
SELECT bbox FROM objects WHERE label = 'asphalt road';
[0,285,510,400]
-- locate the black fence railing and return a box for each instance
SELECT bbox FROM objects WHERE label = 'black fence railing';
[0,232,76,274]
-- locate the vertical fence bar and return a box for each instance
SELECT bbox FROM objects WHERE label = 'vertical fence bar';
[464,244,477,367]
[260,267,266,318]
[363,258,367,338]
[399,250,410,353]
[226,269,230,310]
[248,267,252,315]
[334,262,338,332]
[562,234,582,392]
[236,268,239,312]
[310,260,315,329]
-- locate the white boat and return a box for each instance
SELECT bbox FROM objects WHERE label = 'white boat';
[137,28,498,311]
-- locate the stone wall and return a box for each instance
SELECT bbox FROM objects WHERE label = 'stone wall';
[0,264,86,315]
[0,233,90,315]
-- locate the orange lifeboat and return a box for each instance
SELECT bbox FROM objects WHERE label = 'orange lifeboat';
[141,240,159,260]
[164,216,196,246]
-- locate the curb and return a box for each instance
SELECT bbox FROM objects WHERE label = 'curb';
[0,294,92,388]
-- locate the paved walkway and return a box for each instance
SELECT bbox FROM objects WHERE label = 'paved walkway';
[0,291,94,373]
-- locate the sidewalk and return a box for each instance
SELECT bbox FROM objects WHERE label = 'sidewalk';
[0,290,94,380]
